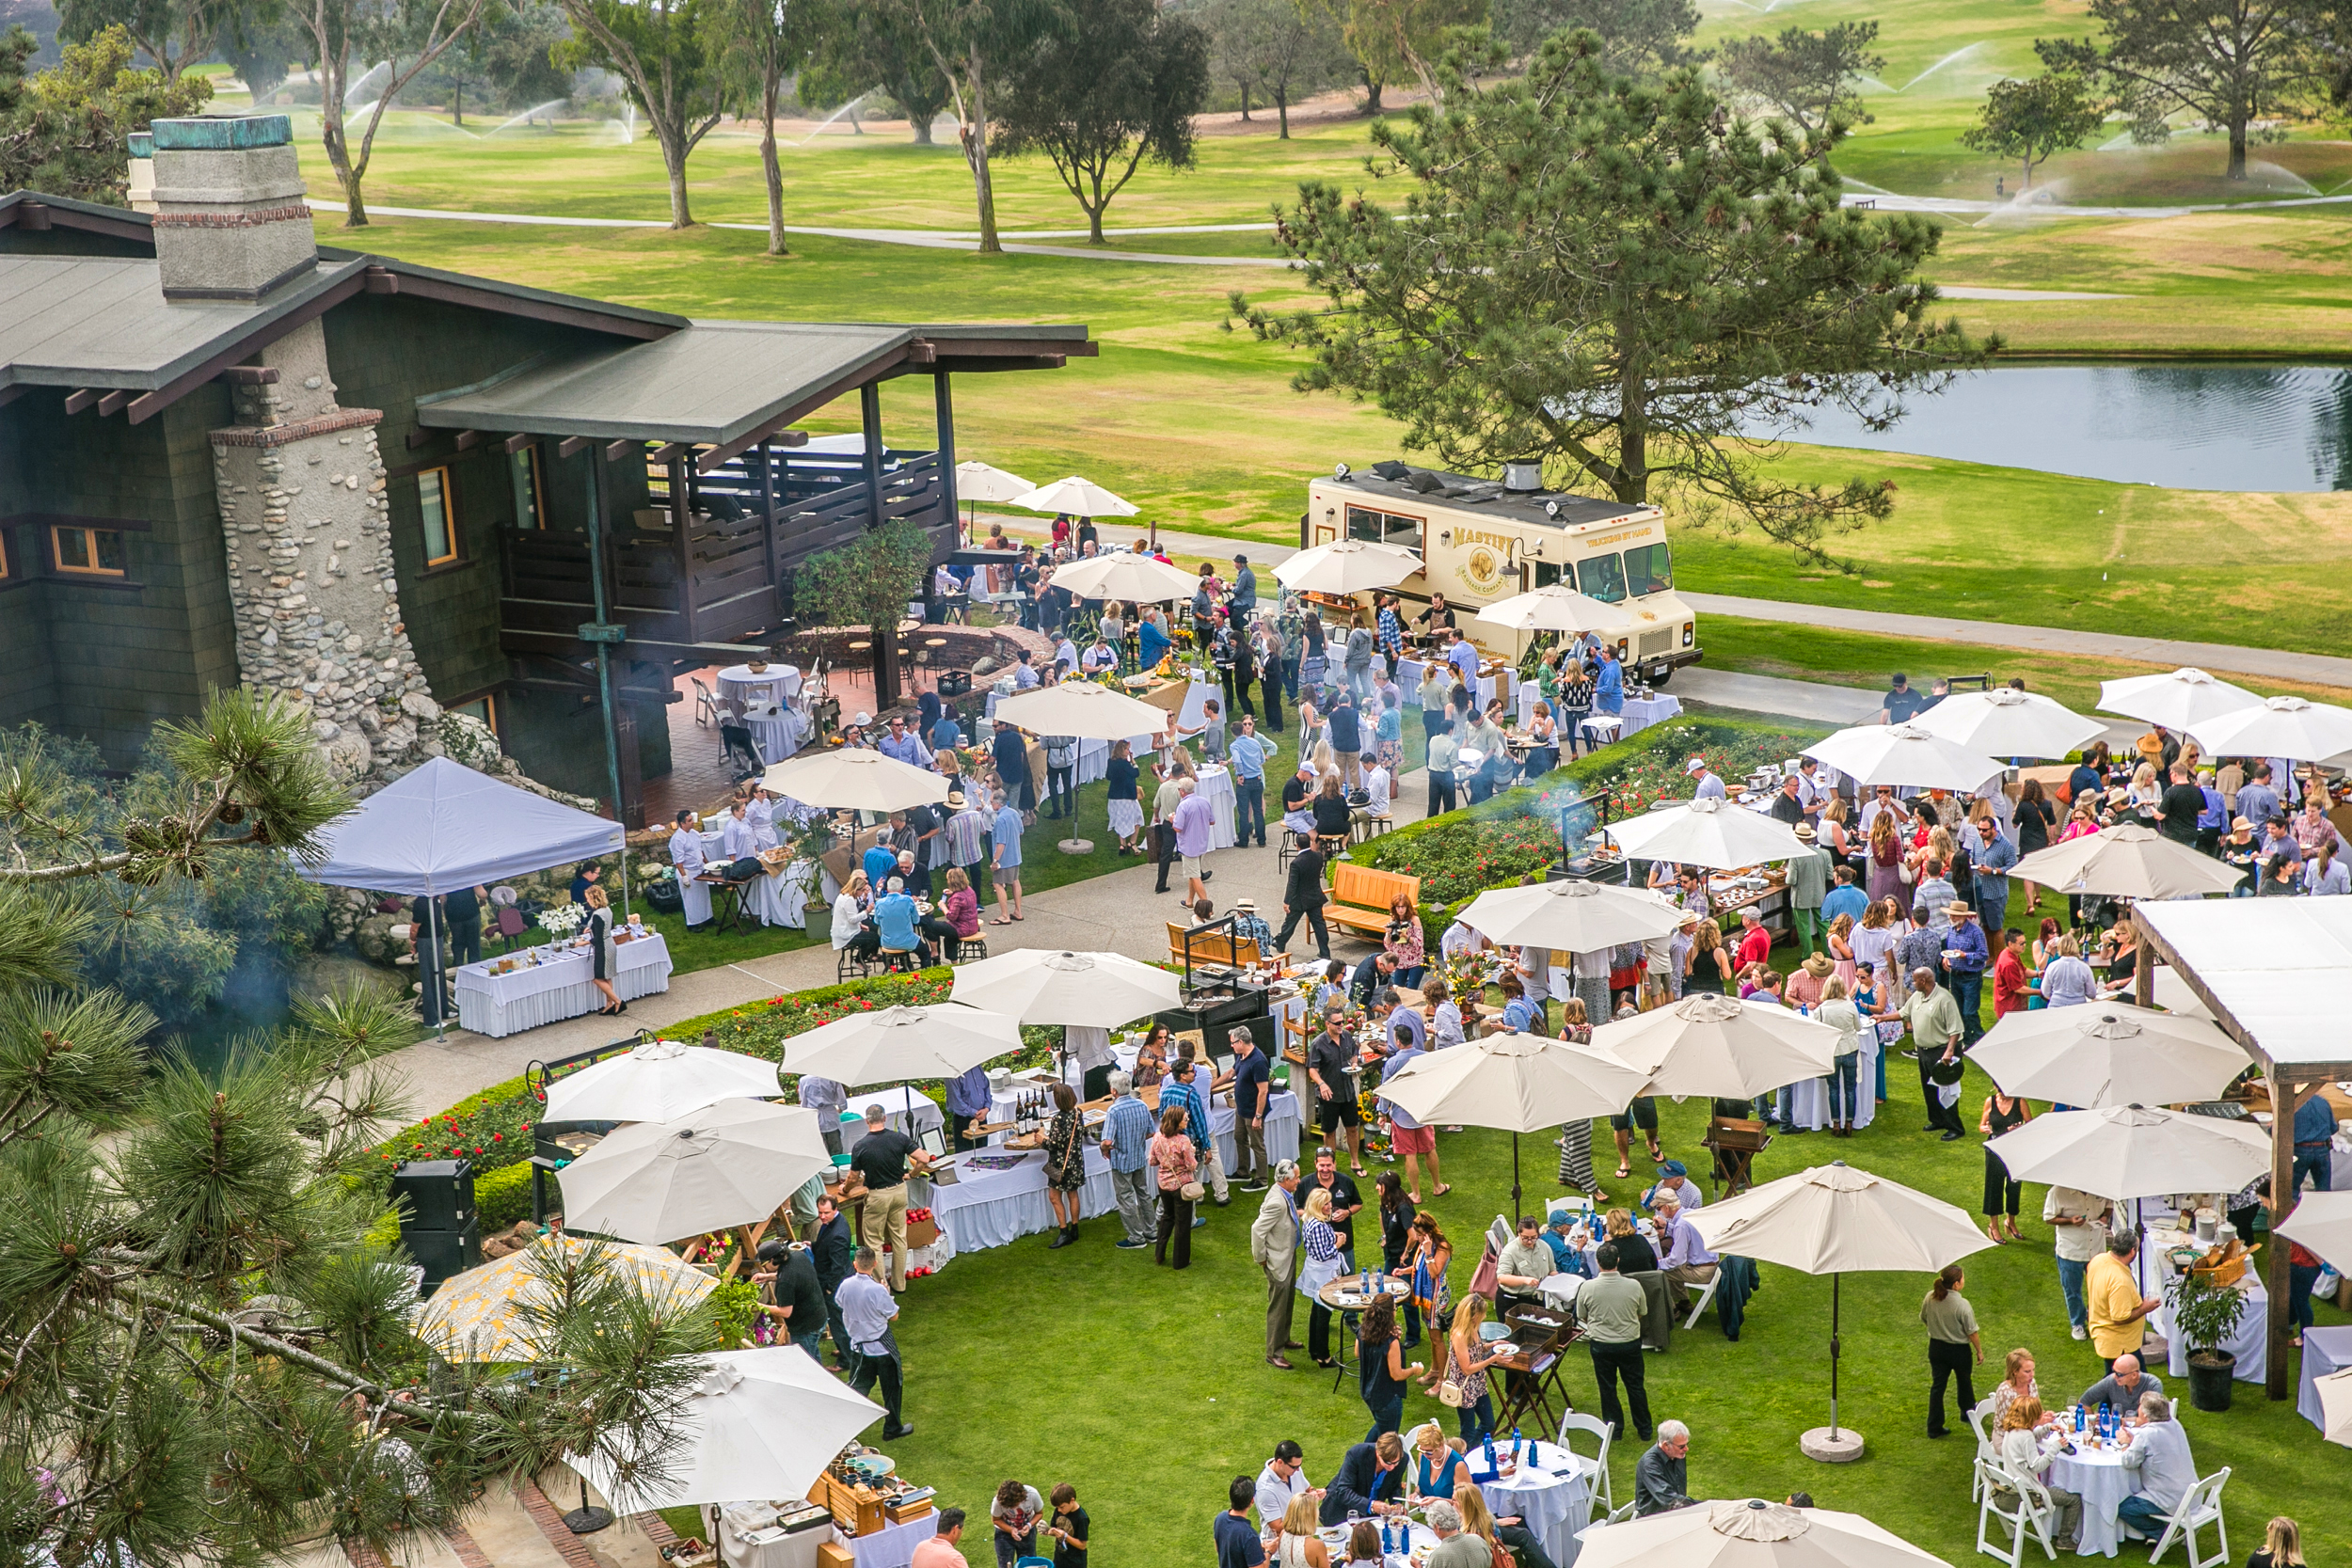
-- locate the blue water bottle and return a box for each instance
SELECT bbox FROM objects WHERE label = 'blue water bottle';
[1483,1433,1498,1477]
[1512,1426,1523,1464]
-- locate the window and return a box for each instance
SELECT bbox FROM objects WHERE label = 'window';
[52,525,126,578]
[1532,560,1565,590]
[450,694,500,735]
[419,467,458,565]
[512,445,546,531]
[1574,552,1626,604]
[1345,504,1422,557]
[1624,541,1674,597]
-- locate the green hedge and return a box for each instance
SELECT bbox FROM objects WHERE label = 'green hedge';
[1354,714,1834,944]
[478,1162,537,1230]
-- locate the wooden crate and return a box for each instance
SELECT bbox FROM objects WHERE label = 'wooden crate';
[814,1473,885,1537]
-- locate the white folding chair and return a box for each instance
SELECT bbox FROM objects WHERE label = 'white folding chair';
[2145,1468,2230,1568]
[1555,1409,1613,1517]
[1974,1459,2058,1566]
[1681,1269,1723,1328]
[1966,1404,1998,1501]
[691,673,720,728]
[1602,1499,1637,1526]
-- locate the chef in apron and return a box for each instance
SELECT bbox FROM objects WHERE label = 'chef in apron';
[670,809,714,929]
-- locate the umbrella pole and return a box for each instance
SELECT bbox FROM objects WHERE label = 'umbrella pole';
[564,1469,613,1534]
[1830,1273,1842,1439]
[1512,1132,1522,1220]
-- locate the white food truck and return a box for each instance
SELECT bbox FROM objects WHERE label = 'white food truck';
[1300,460,1703,684]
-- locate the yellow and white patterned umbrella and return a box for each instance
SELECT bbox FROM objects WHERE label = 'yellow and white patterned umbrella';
[413,1234,716,1362]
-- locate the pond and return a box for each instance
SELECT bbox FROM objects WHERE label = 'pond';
[1749,363,2352,492]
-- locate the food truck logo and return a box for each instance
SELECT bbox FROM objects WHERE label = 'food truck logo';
[1453,528,1516,594]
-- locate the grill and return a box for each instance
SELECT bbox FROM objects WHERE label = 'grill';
[1637,627,1676,659]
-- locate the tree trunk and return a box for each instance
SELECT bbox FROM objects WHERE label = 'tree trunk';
[961,43,1000,253]
[453,83,463,125]
[1239,79,1251,120]
[1089,201,1104,244]
[1361,68,1382,114]
[2021,155,2031,190]
[760,73,787,255]
[1616,358,1648,504]
[659,121,695,227]
[912,112,934,145]
[2228,117,2249,180]
[1277,82,1290,138]
[321,100,370,228]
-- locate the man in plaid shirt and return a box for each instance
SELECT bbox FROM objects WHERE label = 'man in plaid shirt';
[1157,1058,1229,1208]
[1099,1071,1157,1249]
[1375,595,1404,674]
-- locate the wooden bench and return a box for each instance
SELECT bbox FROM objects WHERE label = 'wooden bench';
[1326,863,1420,940]
[1165,922,1262,969]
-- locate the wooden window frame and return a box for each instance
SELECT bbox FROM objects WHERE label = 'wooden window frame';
[449,693,501,736]
[50,524,127,578]
[512,443,547,531]
[0,527,9,581]
[418,467,460,567]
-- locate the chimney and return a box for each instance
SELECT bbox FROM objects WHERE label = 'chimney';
[148,114,314,303]
[1502,460,1544,494]
[125,132,156,214]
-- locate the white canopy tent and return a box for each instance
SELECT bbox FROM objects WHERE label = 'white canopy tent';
[295,757,627,1034]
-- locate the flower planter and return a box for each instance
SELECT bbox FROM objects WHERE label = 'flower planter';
[2185,1349,2236,1412]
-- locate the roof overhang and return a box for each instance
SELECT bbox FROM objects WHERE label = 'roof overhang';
[2132,898,2352,1081]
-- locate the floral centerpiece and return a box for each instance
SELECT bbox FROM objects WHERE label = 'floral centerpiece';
[536,903,586,938]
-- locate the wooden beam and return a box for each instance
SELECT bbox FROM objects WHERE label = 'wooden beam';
[0,387,27,411]
[453,430,483,452]
[650,442,691,467]
[695,414,802,475]
[371,266,675,342]
[2265,1071,2303,1402]
[501,433,534,455]
[604,439,638,463]
[406,429,437,451]
[364,265,400,295]
[215,366,281,386]
[905,338,937,365]
[501,627,775,661]
[95,390,131,416]
[558,436,595,458]
[62,389,100,415]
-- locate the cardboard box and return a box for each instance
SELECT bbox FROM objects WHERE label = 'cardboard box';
[906,1215,941,1250]
[817,1544,854,1568]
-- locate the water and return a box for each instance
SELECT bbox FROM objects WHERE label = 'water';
[1898,42,1989,92]
[1744,363,2352,492]
[793,90,875,146]
[488,99,569,135]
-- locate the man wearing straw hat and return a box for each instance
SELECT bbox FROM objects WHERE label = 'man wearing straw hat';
[1786,824,1832,957]
[1940,901,1991,1049]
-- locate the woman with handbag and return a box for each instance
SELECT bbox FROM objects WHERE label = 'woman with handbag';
[583,886,625,1017]
[1444,1293,1504,1445]
[1867,811,1907,904]
[1398,1210,1454,1389]
[1300,1187,1346,1366]
[1358,1292,1422,1440]
[1042,1083,1086,1250]
[1147,1107,1197,1269]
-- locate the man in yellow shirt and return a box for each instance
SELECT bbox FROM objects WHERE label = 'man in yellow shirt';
[2086,1231,2163,1370]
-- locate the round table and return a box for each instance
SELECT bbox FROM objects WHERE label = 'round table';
[2044,1437,2144,1558]
[717,663,803,763]
[1304,1517,1436,1568]
[1318,1275,1412,1313]
[1467,1439,1592,1568]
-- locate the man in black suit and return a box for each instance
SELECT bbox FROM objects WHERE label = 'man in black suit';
[1276,842,1329,960]
[811,1192,856,1370]
[1319,1433,1407,1526]
[1348,950,1397,1011]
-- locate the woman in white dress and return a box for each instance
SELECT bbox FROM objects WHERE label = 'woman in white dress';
[669,810,713,928]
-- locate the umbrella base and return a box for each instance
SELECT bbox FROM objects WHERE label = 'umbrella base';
[564,1506,616,1534]
[1057,838,1094,854]
[1800,1427,1866,1464]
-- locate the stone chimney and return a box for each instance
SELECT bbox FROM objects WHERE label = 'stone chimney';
[148,114,314,303]
[125,132,155,214]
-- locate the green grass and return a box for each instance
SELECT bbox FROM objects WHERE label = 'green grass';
[766,898,2350,1566]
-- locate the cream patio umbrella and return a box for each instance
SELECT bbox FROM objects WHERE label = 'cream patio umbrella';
[2187,693,2352,763]
[992,679,1170,741]
[2276,1191,2352,1275]
[761,747,948,811]
[954,461,1035,533]
[1473,583,1632,636]
[1375,1027,1651,1213]
[1592,992,1842,1101]
[1454,879,1683,952]
[2098,667,2261,731]
[1802,723,2004,793]
[2150,966,2216,1022]
[1968,1006,2248,1110]
[948,948,1181,1072]
[414,1235,717,1363]
[1687,1161,1995,1458]
[1605,796,1812,870]
[1985,1104,2271,1203]
[1009,476,1139,516]
[542,1035,782,1125]
[2312,1366,2352,1448]
[1271,538,1422,595]
[2008,824,2245,900]
[1045,551,1201,605]
[777,1003,1023,1088]
[557,1101,831,1245]
[1575,1497,1949,1568]
[1908,688,2107,759]
[573,1348,884,1511]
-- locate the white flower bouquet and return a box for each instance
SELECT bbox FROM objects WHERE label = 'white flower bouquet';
[536,903,587,937]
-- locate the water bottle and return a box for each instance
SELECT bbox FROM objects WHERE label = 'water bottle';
[2074,1402,2085,1433]
[1512,1426,1523,1464]
[1483,1433,1497,1476]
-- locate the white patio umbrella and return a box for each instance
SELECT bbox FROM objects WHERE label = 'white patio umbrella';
[1606,796,1811,870]
[557,1101,830,1244]
[777,1003,1022,1088]
[2010,823,2246,900]
[1687,1161,1994,1455]
[1593,992,1841,1101]
[1969,1006,2247,1110]
[2098,667,2261,731]
[1473,583,1631,635]
[761,747,948,811]
[574,1348,883,1511]
[2187,694,2352,763]
[1984,1103,2271,1200]
[2313,1365,2352,1448]
[1908,688,2106,759]
[954,460,1036,503]
[415,1236,717,1363]
[1009,476,1138,516]
[1045,552,1200,604]
[949,948,1180,1069]
[2276,1191,2352,1275]
[543,1036,782,1125]
[1455,879,1683,952]
[2149,967,2215,1022]
[1271,538,1421,594]
[1575,1497,1949,1568]
[1375,1028,1650,1212]
[993,680,1170,741]
[1803,723,2004,793]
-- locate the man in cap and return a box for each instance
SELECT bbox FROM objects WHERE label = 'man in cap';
[1901,967,1968,1140]
[1880,673,1927,725]
[1786,823,1832,957]
[1230,896,1276,953]
[1231,551,1258,616]
[1941,901,1990,1047]
[1687,756,1726,800]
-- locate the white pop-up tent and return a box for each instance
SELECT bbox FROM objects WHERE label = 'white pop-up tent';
[296,757,627,1031]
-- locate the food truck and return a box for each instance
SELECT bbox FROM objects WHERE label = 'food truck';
[1300,460,1703,684]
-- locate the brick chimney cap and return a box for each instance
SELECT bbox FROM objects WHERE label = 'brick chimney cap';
[127,132,152,159]
[152,115,293,151]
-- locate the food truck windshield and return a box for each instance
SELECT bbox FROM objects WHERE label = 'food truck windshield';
[1530,539,1675,601]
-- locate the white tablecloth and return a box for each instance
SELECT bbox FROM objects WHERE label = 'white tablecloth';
[1781,1038,1880,1132]
[1396,657,1507,713]
[451,933,672,1038]
[1621,694,1682,736]
[715,1502,828,1568]
[718,665,805,764]
[840,1085,946,1149]
[2044,1442,2143,1558]
[2152,1256,2266,1385]
[1473,1439,1592,1567]
[2297,1323,2352,1430]
[1198,764,1238,851]
[842,1513,934,1568]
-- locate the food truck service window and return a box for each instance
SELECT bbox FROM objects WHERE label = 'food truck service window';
[1575,552,1627,603]
[1623,542,1674,596]
[1346,505,1422,556]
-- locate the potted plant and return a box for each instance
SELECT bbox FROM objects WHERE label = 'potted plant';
[2166,1266,2250,1412]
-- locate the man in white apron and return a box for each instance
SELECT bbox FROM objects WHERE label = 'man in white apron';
[670,809,714,929]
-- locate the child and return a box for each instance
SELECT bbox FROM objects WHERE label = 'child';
[1045,1482,1089,1568]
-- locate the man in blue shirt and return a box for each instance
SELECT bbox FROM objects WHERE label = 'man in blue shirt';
[1821,863,1868,930]
[991,800,1025,923]
[1099,1070,1158,1247]
[1593,644,1625,716]
[2237,763,2283,830]
[873,880,922,962]
[2295,1088,2337,1193]
[1378,1036,1441,1208]
[862,827,901,890]
[876,714,931,768]
[1228,715,1273,847]
[944,1065,992,1151]
[836,1246,911,1438]
[1328,689,1363,791]
[1138,610,1172,670]
[1940,902,1991,1047]
[1969,816,2018,938]
[1229,1027,1274,1190]
[1445,627,1482,695]
[1159,1057,1226,1209]
[1215,1477,1266,1568]
[1230,553,1258,616]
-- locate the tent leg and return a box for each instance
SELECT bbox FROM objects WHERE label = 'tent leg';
[429,897,446,1039]
[1830,1273,1841,1438]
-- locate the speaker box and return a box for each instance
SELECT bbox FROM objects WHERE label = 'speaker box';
[405,1220,485,1291]
[389,1158,476,1233]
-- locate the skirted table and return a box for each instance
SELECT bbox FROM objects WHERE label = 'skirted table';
[451,933,672,1038]
[2043,1440,2144,1558]
[2152,1254,2266,1386]
[2297,1323,2352,1431]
